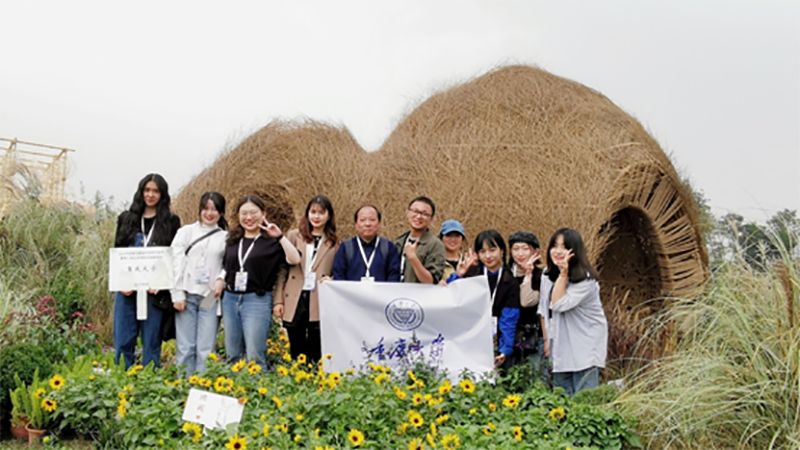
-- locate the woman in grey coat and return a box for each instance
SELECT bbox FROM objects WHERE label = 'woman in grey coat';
[538,228,608,396]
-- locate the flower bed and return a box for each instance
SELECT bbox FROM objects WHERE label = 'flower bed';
[46,345,640,450]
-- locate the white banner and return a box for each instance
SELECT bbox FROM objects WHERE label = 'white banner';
[318,276,495,381]
[108,247,175,292]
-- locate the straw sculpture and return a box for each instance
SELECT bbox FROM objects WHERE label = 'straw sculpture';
[174,65,708,365]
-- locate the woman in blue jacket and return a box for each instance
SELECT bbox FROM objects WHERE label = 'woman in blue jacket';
[449,229,520,369]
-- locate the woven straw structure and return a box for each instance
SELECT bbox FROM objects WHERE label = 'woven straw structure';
[174,65,708,363]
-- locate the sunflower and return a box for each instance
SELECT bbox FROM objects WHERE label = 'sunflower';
[182,422,203,443]
[188,375,200,385]
[408,437,425,450]
[272,396,284,408]
[231,359,247,373]
[412,393,424,406]
[347,428,365,447]
[441,434,460,449]
[258,387,268,395]
[502,394,521,408]
[438,380,452,395]
[224,433,248,450]
[214,376,234,393]
[458,379,475,394]
[49,374,66,390]
[277,366,289,376]
[297,354,307,364]
[33,388,46,399]
[549,407,566,421]
[41,398,57,412]
[126,365,144,376]
[488,402,497,412]
[409,412,424,428]
[435,414,450,424]
[394,386,408,400]
[512,426,523,442]
[397,422,410,435]
[248,364,262,375]
[208,352,219,362]
[295,413,304,421]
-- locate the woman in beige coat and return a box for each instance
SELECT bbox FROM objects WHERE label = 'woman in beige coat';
[274,195,340,363]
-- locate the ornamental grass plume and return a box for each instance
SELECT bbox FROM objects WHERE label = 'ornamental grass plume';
[616,232,800,449]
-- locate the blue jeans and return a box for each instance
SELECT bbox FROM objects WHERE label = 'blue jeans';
[222,291,272,369]
[553,366,599,396]
[529,337,550,387]
[113,291,164,369]
[175,294,220,375]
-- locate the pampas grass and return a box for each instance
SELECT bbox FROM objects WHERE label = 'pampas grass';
[615,233,799,449]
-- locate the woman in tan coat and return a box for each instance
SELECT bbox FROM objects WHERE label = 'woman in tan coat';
[274,195,339,363]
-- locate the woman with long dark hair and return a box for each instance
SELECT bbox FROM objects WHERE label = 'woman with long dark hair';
[113,173,181,369]
[538,228,607,396]
[449,229,520,369]
[274,195,340,363]
[170,191,228,375]
[215,195,301,369]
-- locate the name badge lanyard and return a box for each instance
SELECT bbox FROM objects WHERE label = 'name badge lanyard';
[399,235,417,281]
[238,235,260,273]
[485,266,502,335]
[306,236,324,275]
[484,266,503,305]
[357,237,380,278]
[141,216,155,247]
[137,217,156,321]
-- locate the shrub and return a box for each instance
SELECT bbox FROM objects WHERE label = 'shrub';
[0,342,53,414]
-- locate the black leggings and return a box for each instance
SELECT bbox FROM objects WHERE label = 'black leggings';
[286,323,321,364]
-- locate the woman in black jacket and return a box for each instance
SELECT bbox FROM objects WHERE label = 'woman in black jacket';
[113,173,181,369]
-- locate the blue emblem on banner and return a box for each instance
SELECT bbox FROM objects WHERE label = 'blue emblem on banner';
[385,298,424,331]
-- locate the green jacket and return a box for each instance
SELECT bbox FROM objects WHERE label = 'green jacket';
[393,229,446,284]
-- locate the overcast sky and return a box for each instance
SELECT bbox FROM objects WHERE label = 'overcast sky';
[1,0,798,223]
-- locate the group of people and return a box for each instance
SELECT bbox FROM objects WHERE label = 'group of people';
[113,173,608,396]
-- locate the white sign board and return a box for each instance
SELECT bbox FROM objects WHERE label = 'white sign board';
[182,388,244,430]
[108,247,175,292]
[318,276,495,382]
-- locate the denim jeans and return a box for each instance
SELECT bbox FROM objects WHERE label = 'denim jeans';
[553,366,599,396]
[222,291,272,369]
[113,291,164,369]
[175,293,220,375]
[529,337,550,387]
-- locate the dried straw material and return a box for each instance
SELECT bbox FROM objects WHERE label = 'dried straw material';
[174,65,708,363]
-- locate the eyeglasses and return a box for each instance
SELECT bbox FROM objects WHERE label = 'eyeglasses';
[407,208,432,219]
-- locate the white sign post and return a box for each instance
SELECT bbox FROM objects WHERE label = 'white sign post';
[108,247,174,320]
[318,276,495,382]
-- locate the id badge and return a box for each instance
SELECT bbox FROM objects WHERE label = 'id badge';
[196,267,211,285]
[234,271,248,292]
[361,276,375,283]
[303,272,317,291]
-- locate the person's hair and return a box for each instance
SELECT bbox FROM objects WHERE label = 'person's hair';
[198,191,228,230]
[299,195,338,245]
[117,173,173,246]
[408,196,436,217]
[473,229,507,270]
[353,204,382,223]
[226,195,266,245]
[545,228,597,283]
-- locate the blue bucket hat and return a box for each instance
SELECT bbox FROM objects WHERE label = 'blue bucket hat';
[439,220,466,239]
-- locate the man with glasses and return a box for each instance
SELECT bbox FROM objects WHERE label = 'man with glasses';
[393,196,446,284]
